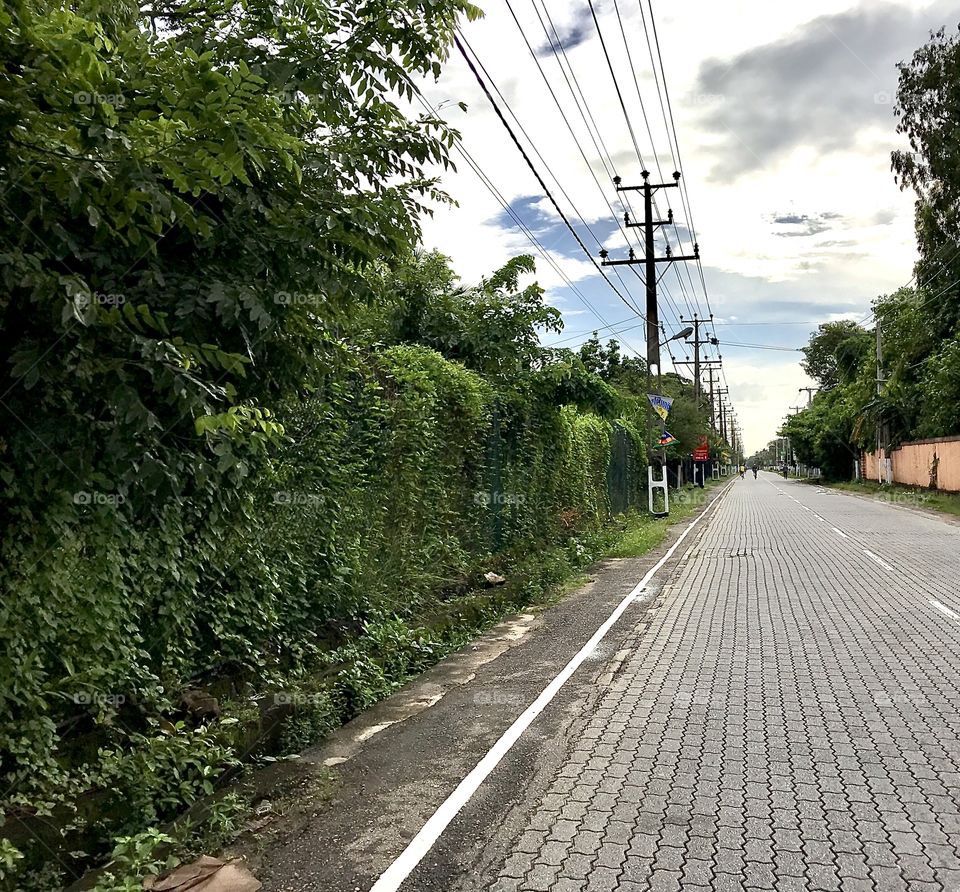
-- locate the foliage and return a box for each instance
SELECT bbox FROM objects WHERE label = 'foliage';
[367,252,563,377]
[0,241,652,887]
[0,0,715,885]
[800,321,873,390]
[892,24,960,338]
[781,25,960,471]
[577,337,717,462]
[781,389,859,481]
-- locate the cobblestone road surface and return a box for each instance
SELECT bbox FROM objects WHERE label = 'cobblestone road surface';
[490,474,960,892]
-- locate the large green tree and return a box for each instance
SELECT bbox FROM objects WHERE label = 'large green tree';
[892,24,960,337]
[0,0,479,863]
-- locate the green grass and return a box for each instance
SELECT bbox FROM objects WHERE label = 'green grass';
[608,479,723,558]
[820,480,960,518]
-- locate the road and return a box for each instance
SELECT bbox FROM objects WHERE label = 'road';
[254,474,960,892]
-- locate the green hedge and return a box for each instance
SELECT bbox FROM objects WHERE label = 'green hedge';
[0,344,645,887]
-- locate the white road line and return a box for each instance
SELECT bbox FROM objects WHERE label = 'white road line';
[368,482,734,892]
[863,549,896,573]
[768,479,860,546]
[930,599,960,621]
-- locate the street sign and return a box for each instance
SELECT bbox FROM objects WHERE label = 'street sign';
[693,435,709,462]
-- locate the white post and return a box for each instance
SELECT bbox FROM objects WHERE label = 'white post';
[648,464,669,516]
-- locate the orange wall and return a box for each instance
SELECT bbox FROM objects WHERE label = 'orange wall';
[864,437,960,492]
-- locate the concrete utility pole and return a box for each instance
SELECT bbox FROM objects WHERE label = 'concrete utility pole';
[799,386,817,406]
[789,406,804,415]
[677,357,722,416]
[600,171,701,515]
[601,170,698,386]
[706,367,720,430]
[679,314,718,406]
[718,396,730,445]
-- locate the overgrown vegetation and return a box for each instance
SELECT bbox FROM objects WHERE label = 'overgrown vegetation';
[780,24,960,480]
[0,1,722,887]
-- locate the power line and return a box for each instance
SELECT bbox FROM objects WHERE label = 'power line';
[498,2,651,310]
[503,3,692,345]
[720,342,804,352]
[452,33,646,322]
[570,0,695,340]
[640,0,717,340]
[416,95,648,360]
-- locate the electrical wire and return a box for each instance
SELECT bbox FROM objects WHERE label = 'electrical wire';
[453,33,647,322]
[415,95,648,360]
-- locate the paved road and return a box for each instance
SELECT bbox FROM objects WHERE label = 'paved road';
[475,474,960,892]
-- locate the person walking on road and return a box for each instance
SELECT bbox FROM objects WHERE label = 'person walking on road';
[752,465,758,479]
[739,465,746,479]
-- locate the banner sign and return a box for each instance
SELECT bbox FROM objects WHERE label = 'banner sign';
[656,430,677,448]
[693,435,709,462]
[646,393,674,421]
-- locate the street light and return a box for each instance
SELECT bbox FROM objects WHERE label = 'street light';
[660,326,694,347]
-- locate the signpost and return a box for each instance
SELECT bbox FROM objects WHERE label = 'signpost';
[693,435,709,488]
[693,436,709,462]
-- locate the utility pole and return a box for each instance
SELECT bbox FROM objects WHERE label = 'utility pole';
[789,405,804,415]
[600,170,700,515]
[677,357,722,414]
[876,322,885,484]
[716,390,729,442]
[601,171,698,382]
[706,367,719,430]
[679,314,718,406]
[799,386,817,406]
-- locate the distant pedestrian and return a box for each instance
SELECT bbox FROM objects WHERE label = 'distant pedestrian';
[752,466,758,479]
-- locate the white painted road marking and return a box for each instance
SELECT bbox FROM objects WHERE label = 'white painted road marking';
[832,527,849,539]
[863,549,896,573]
[930,599,960,621]
[368,481,734,892]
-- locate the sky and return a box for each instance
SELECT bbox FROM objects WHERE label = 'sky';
[414,0,954,455]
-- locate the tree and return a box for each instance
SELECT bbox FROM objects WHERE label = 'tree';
[370,252,563,378]
[0,0,480,840]
[781,390,859,481]
[800,321,872,390]
[892,24,960,337]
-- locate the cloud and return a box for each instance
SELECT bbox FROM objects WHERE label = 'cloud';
[535,6,595,55]
[692,1,957,179]
[769,211,844,237]
[414,0,928,450]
